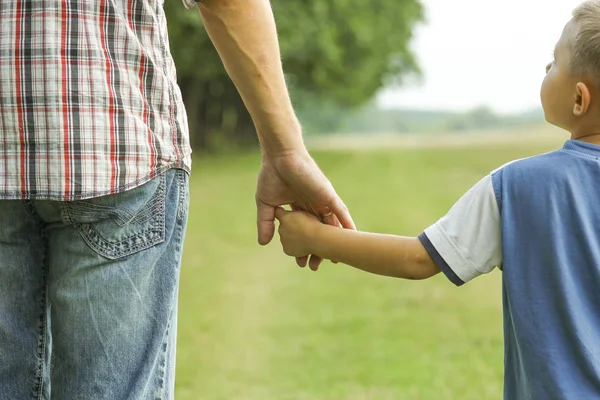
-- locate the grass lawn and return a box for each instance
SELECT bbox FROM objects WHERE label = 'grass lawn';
[175,136,564,399]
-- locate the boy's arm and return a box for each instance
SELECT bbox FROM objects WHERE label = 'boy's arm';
[276,172,502,284]
[275,208,440,279]
[313,227,441,280]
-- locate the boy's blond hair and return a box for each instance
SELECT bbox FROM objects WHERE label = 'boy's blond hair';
[571,1,600,84]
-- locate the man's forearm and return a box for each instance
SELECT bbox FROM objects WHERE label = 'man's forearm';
[312,226,440,280]
[198,0,304,155]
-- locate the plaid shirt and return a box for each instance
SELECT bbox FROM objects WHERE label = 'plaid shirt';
[0,0,198,201]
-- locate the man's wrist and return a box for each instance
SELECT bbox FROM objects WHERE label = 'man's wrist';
[257,118,306,158]
[260,141,306,159]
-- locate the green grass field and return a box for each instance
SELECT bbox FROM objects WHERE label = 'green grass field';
[174,135,564,400]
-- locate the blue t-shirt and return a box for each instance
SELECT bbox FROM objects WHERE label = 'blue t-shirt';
[420,140,600,399]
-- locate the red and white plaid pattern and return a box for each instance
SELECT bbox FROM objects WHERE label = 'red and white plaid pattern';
[0,0,194,200]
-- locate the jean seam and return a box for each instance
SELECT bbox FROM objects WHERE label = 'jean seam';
[177,170,188,221]
[24,202,50,400]
[36,239,49,400]
[156,207,186,400]
[155,319,171,400]
[23,201,43,224]
[154,185,187,400]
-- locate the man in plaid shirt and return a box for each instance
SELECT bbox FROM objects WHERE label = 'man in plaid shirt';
[0,0,354,398]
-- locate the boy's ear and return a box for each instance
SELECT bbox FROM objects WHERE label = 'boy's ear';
[574,82,591,116]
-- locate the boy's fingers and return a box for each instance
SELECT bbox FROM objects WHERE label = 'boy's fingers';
[296,256,308,268]
[309,254,322,271]
[277,205,306,267]
[288,204,325,269]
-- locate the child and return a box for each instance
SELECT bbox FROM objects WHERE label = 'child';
[275,1,600,398]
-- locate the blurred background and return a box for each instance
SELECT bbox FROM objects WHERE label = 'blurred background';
[165,1,581,399]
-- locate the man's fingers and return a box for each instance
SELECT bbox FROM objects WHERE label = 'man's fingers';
[274,206,287,220]
[330,197,356,230]
[322,212,341,228]
[257,201,275,245]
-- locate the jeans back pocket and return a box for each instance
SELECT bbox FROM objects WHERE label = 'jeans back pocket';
[61,174,167,260]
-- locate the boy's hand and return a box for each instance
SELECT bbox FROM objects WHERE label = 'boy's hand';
[275,207,323,262]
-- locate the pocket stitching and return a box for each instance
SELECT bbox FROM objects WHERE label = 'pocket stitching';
[61,201,134,226]
[62,173,167,260]
[75,224,165,260]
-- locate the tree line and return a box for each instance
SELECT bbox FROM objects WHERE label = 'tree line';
[164,0,423,150]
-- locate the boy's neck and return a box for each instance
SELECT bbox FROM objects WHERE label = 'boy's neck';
[570,131,600,145]
[568,120,600,144]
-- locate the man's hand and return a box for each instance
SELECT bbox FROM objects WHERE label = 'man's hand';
[256,149,355,270]
[198,0,354,267]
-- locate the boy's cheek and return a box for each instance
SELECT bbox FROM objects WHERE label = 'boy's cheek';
[540,81,556,122]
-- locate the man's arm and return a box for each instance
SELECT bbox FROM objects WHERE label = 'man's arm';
[275,208,440,280]
[198,0,302,155]
[197,0,355,271]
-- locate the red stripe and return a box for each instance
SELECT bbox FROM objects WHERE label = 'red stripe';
[128,0,155,175]
[14,3,26,198]
[129,0,154,175]
[139,53,154,173]
[168,81,181,161]
[61,0,71,198]
[128,0,133,30]
[99,2,117,188]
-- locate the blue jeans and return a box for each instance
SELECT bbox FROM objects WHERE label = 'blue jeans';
[0,169,189,399]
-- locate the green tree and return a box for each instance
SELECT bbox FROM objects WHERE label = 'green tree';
[164,0,423,150]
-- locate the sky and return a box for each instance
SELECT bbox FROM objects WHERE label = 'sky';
[377,0,583,113]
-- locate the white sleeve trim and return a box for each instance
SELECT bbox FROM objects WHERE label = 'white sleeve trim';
[424,174,502,284]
